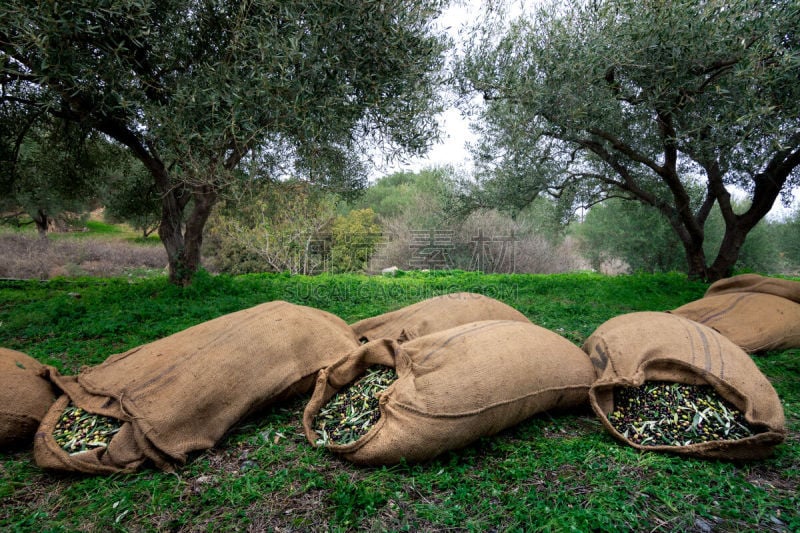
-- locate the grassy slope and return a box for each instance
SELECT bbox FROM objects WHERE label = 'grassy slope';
[0,271,797,532]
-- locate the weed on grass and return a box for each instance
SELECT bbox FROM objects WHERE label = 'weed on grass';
[0,272,797,531]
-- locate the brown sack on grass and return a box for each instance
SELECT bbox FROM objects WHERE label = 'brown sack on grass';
[704,273,800,302]
[0,348,57,449]
[351,292,530,343]
[303,320,596,465]
[34,301,360,474]
[584,312,786,460]
[671,293,800,352]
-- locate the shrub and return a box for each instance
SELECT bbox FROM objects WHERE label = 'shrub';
[369,209,587,274]
[329,209,382,273]
[204,183,339,275]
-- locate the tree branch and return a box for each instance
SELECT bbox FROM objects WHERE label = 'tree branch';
[744,131,800,225]
[568,136,657,205]
[586,127,663,174]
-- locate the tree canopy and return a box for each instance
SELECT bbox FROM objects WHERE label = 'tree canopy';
[1,0,450,284]
[459,0,800,281]
[0,117,111,235]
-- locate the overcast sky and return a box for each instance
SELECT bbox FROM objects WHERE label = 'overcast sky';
[368,1,487,180]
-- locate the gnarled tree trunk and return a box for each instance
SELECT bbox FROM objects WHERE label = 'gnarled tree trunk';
[158,184,218,286]
[33,209,49,239]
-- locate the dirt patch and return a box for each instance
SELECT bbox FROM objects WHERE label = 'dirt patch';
[0,233,166,279]
[745,465,798,492]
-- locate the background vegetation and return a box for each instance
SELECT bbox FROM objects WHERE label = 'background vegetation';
[2,166,799,281]
[1,271,797,531]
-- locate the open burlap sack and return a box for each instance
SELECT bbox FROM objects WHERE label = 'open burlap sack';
[34,301,359,474]
[584,312,786,460]
[671,275,800,352]
[351,292,530,343]
[303,320,596,465]
[704,273,800,302]
[0,348,57,449]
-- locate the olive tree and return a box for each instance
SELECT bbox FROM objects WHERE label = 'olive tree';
[0,116,108,236]
[1,0,450,284]
[101,157,162,239]
[459,0,800,281]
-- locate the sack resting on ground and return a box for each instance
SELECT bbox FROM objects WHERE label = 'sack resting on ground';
[351,292,530,343]
[584,312,786,460]
[304,319,596,465]
[0,348,56,449]
[671,278,800,352]
[34,301,360,474]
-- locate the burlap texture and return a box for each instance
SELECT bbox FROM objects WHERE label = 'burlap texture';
[34,301,360,474]
[351,292,530,343]
[304,320,596,465]
[0,348,56,449]
[704,273,800,302]
[671,291,800,353]
[584,312,786,460]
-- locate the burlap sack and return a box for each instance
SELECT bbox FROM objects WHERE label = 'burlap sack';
[584,312,786,460]
[0,348,57,449]
[351,292,530,343]
[671,275,800,352]
[303,320,596,465]
[34,301,359,474]
[704,273,800,302]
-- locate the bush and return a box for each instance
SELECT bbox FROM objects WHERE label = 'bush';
[778,209,800,273]
[574,199,685,274]
[329,209,382,273]
[204,183,339,275]
[369,209,587,274]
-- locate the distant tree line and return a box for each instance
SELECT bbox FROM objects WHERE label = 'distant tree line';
[203,167,800,277]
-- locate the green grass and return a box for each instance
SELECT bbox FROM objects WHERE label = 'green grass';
[83,220,124,234]
[1,271,798,532]
[2,217,159,243]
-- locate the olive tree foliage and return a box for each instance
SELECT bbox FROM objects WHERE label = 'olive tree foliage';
[459,0,800,281]
[1,0,450,284]
[100,159,162,239]
[0,116,109,236]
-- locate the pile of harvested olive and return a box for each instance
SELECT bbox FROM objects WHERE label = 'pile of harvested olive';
[53,404,122,455]
[607,381,754,446]
[313,365,396,446]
